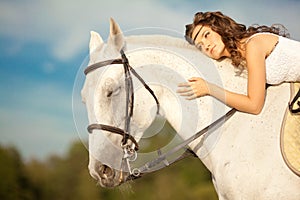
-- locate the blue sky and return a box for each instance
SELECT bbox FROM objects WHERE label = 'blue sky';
[1,0,299,161]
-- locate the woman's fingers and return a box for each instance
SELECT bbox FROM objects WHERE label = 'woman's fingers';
[177,82,190,87]
[176,87,192,93]
[177,82,195,98]
[177,82,192,92]
[177,77,209,100]
[186,94,198,100]
[179,91,195,97]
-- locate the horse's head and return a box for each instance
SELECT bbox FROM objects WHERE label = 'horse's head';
[81,19,158,187]
[81,18,128,187]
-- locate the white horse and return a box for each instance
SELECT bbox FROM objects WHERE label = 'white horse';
[81,18,300,199]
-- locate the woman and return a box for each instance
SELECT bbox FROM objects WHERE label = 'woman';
[177,11,300,114]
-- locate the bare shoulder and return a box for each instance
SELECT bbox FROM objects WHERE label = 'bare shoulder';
[245,34,279,57]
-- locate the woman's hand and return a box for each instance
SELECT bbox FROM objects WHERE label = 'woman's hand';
[177,77,210,100]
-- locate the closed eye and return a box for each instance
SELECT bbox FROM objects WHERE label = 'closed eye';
[204,31,210,38]
[107,86,121,97]
[107,90,113,97]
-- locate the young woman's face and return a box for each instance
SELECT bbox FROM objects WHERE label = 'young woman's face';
[192,25,230,60]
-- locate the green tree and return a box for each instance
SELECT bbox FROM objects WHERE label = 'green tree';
[1,140,218,200]
[0,145,36,200]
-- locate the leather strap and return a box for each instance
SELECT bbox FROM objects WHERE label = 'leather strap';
[289,87,300,114]
[87,124,139,150]
[133,108,236,176]
[84,59,123,75]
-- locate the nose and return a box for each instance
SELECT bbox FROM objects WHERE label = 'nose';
[97,164,115,179]
[89,160,127,188]
[204,42,211,52]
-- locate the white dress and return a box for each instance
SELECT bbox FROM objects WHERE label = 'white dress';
[246,33,300,85]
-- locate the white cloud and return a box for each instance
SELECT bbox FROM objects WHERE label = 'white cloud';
[0,0,193,61]
[1,0,299,61]
[42,61,56,74]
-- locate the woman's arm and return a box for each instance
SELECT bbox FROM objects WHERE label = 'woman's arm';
[177,36,268,115]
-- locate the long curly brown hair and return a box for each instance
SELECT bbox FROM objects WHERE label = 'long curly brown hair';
[185,11,290,68]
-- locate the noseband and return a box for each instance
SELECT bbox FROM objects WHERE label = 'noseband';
[84,49,236,179]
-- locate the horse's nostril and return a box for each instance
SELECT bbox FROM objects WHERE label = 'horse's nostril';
[98,164,114,179]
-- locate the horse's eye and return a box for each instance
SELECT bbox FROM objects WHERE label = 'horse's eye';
[107,86,121,98]
[107,90,113,97]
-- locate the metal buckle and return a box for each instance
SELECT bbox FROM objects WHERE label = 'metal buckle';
[122,144,137,175]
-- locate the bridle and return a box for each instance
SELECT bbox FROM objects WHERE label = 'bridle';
[84,49,236,179]
[85,48,161,175]
[85,49,160,150]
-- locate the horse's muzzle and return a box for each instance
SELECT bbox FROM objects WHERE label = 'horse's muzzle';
[90,163,129,188]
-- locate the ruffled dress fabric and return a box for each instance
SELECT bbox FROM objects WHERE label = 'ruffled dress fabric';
[246,33,300,85]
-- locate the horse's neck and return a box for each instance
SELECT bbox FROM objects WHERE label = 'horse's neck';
[116,35,248,169]
[125,36,246,160]
[125,35,193,50]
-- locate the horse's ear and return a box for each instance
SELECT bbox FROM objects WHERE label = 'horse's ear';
[109,18,122,36]
[108,18,125,51]
[89,31,104,54]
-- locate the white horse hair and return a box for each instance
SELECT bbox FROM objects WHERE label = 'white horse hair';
[81,18,300,199]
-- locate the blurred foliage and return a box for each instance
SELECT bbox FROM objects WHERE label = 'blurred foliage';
[0,141,218,200]
[0,145,44,200]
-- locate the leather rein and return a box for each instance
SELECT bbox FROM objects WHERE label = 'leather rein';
[84,49,236,179]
